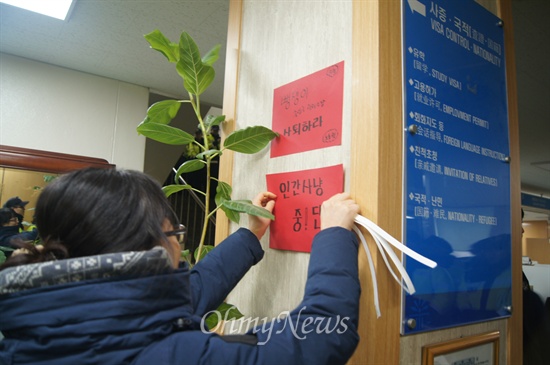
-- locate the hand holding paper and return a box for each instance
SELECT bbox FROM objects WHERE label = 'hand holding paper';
[321,193,360,231]
[248,191,277,240]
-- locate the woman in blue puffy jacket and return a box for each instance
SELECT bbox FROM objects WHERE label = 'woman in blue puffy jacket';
[0,167,361,365]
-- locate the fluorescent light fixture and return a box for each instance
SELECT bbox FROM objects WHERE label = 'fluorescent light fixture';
[0,0,75,20]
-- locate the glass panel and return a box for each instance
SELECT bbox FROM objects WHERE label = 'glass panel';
[401,0,511,334]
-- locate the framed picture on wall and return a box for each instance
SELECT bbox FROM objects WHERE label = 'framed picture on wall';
[422,331,500,365]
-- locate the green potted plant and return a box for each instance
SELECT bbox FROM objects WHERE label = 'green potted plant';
[136,30,278,328]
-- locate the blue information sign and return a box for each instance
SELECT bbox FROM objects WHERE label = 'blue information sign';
[402,0,511,334]
[521,193,550,211]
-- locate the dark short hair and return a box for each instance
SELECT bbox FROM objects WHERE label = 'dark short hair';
[0,208,16,226]
[35,168,179,259]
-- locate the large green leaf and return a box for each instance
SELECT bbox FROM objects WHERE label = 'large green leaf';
[162,184,192,198]
[142,100,181,125]
[215,181,232,202]
[222,200,275,220]
[144,30,179,63]
[176,32,215,95]
[176,159,205,177]
[215,182,239,223]
[202,44,221,66]
[223,126,279,154]
[205,302,244,329]
[220,205,240,224]
[196,149,221,160]
[137,122,194,145]
[204,114,225,130]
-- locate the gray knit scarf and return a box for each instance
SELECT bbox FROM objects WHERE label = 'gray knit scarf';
[0,246,173,294]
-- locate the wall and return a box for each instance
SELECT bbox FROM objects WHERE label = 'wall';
[224,0,353,327]
[0,53,148,171]
[523,264,550,301]
[523,203,550,310]
[522,219,550,300]
[523,220,550,264]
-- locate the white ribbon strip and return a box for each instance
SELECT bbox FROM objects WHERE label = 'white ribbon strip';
[353,225,381,318]
[353,214,437,317]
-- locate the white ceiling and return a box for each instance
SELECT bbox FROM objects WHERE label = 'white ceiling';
[0,0,229,103]
[1,0,548,205]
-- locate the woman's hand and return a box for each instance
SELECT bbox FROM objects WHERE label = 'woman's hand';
[321,193,360,231]
[248,191,277,240]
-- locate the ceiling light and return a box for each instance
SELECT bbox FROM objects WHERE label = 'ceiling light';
[0,0,75,20]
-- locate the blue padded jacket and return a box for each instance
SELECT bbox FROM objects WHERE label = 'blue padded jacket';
[0,227,360,365]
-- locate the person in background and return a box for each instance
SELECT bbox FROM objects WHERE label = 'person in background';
[2,196,28,231]
[185,129,204,158]
[521,209,550,365]
[185,129,215,159]
[210,125,221,150]
[0,167,361,365]
[0,208,37,258]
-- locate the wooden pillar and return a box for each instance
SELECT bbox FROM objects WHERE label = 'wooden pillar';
[497,0,522,363]
[349,0,403,363]
[215,0,242,244]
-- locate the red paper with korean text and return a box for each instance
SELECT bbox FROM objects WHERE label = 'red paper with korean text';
[266,164,344,252]
[270,61,344,158]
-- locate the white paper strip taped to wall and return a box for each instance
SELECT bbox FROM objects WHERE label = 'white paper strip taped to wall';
[353,214,437,317]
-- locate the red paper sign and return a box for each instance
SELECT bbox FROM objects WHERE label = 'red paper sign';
[266,164,344,253]
[270,61,344,158]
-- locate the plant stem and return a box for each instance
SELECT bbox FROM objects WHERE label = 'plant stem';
[190,187,206,196]
[207,204,222,219]
[196,156,212,262]
[189,91,211,263]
